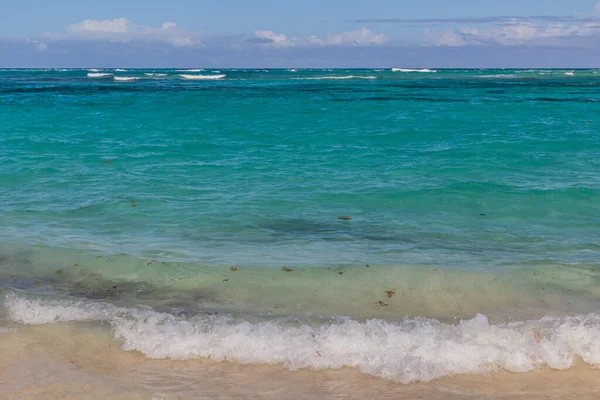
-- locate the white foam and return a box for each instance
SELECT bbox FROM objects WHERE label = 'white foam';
[87,73,113,78]
[293,76,377,81]
[392,68,437,73]
[6,293,600,384]
[113,76,140,82]
[179,74,226,80]
[88,68,101,72]
[565,71,575,76]
[176,69,204,72]
[115,69,128,72]
[478,74,518,79]
[145,73,167,77]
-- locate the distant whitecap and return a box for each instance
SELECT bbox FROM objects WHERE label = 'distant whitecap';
[392,68,437,73]
[293,75,377,81]
[179,74,226,80]
[113,76,140,82]
[87,72,113,78]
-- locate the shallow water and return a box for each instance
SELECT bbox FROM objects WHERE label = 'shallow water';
[1,68,599,390]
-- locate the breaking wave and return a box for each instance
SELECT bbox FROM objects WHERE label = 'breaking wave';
[113,76,140,82]
[392,69,437,73]
[179,74,226,80]
[87,73,113,78]
[6,293,600,384]
[292,76,377,81]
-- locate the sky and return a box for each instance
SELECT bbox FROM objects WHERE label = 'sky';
[1,0,600,67]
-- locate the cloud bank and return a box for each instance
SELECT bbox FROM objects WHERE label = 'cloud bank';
[3,7,600,68]
[40,18,389,51]
[356,15,600,24]
[251,27,388,48]
[50,18,201,47]
[434,21,600,47]
[356,4,600,49]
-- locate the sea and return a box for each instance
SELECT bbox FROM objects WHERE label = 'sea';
[1,67,599,399]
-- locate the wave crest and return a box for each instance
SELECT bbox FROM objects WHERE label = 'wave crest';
[179,74,226,80]
[113,76,140,82]
[6,293,600,383]
[87,73,113,78]
[392,68,437,73]
[292,76,377,81]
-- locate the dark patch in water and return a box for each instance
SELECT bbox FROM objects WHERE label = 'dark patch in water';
[260,218,417,243]
[333,96,469,103]
[263,218,340,236]
[65,278,214,308]
[534,97,599,103]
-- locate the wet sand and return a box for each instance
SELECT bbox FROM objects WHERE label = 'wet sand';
[1,322,599,400]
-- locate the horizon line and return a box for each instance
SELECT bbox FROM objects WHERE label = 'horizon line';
[1,66,599,69]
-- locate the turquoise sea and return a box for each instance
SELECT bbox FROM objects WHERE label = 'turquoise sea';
[1,68,600,386]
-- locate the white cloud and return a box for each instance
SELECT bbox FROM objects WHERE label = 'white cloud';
[25,38,48,51]
[436,31,467,47]
[60,18,200,47]
[41,19,387,51]
[170,36,194,46]
[255,30,294,48]
[327,28,388,46]
[161,22,177,31]
[68,18,130,34]
[305,35,325,46]
[252,28,387,48]
[436,21,600,47]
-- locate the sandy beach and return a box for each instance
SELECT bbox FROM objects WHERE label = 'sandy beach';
[1,320,599,400]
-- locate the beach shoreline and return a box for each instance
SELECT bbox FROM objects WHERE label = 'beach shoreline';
[1,319,600,400]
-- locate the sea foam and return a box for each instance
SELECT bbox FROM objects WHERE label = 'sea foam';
[6,293,600,384]
[87,73,113,78]
[293,76,377,80]
[113,76,140,82]
[179,74,226,80]
[392,68,437,73]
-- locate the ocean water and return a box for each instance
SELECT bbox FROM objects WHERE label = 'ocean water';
[1,68,600,388]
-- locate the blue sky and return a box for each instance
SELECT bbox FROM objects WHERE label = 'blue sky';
[2,0,600,67]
